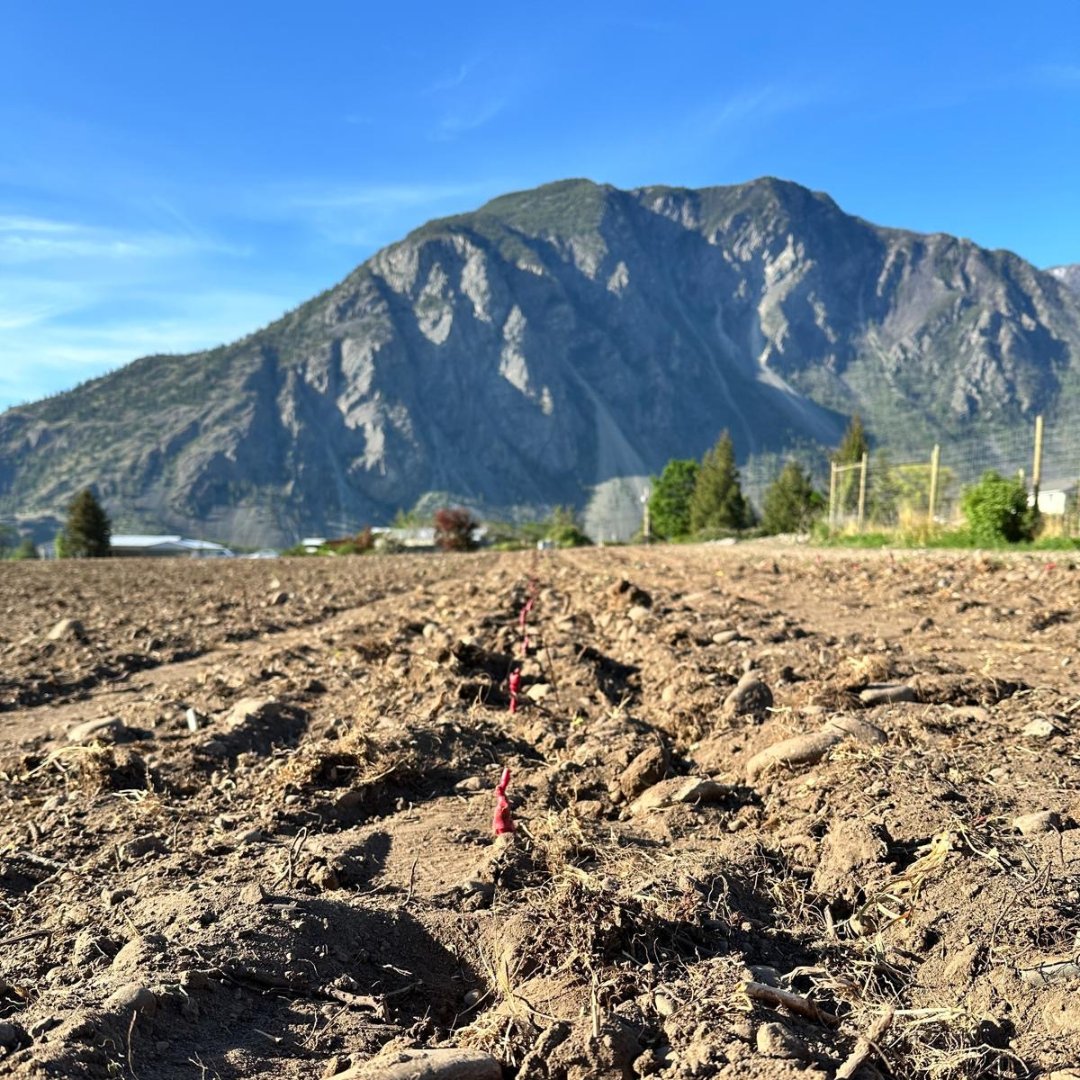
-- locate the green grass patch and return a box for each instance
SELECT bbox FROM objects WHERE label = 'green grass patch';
[817,527,1080,551]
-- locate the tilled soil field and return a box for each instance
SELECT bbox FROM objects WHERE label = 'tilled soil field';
[1,545,1079,1080]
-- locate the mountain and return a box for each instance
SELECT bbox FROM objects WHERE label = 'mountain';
[3,177,1080,545]
[1049,264,1080,294]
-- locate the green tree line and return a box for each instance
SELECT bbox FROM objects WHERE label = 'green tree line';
[648,430,823,540]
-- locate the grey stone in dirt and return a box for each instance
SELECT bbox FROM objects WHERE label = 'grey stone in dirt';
[628,776,733,815]
[653,990,678,1017]
[712,628,742,645]
[825,715,889,744]
[67,716,128,743]
[1020,959,1080,987]
[1023,717,1058,738]
[859,683,917,706]
[184,707,203,732]
[1014,810,1061,836]
[46,617,86,642]
[756,1021,811,1060]
[723,673,774,719]
[268,590,289,606]
[745,715,889,783]
[330,1046,501,1080]
[619,744,669,799]
[525,682,553,702]
[105,983,157,1018]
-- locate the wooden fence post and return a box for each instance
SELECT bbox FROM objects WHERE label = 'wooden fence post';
[1032,414,1044,510]
[927,444,941,526]
[829,461,837,529]
[857,453,868,531]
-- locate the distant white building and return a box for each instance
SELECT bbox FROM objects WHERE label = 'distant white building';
[369,525,488,551]
[370,526,437,551]
[110,535,235,558]
[1032,479,1078,517]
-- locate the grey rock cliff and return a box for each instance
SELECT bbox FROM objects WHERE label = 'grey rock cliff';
[2,178,1079,545]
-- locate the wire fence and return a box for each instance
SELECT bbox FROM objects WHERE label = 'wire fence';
[824,416,1080,534]
[585,417,1080,542]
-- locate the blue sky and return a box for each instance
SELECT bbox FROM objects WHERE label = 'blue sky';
[2,1,1079,410]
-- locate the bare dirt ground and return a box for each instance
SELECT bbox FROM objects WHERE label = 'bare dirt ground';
[1,545,1079,1080]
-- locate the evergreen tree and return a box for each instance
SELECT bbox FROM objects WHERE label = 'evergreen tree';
[833,414,868,465]
[761,461,824,534]
[59,488,112,558]
[832,414,869,514]
[690,432,754,533]
[648,459,699,539]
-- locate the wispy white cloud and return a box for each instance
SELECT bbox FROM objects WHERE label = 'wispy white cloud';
[701,84,821,137]
[0,202,282,409]
[425,62,475,95]
[416,52,517,142]
[432,98,507,141]
[0,215,79,234]
[0,287,295,409]
[251,177,506,248]
[0,213,243,264]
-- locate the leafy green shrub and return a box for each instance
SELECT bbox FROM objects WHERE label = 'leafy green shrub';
[545,506,591,548]
[547,522,592,548]
[961,471,1037,544]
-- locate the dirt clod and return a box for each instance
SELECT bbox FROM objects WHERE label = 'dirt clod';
[756,1021,810,1060]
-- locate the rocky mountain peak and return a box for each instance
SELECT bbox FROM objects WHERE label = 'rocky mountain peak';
[2,178,1079,547]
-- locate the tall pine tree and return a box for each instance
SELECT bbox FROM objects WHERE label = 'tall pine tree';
[690,432,753,533]
[832,414,869,514]
[833,414,868,466]
[59,488,112,558]
[761,461,824,534]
